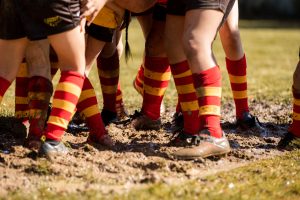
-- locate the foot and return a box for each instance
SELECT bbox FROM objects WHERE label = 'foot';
[172,129,231,160]
[167,112,184,134]
[39,139,68,159]
[278,132,300,150]
[24,135,42,150]
[236,112,266,136]
[168,130,200,146]
[101,109,118,126]
[132,112,161,131]
[87,134,115,147]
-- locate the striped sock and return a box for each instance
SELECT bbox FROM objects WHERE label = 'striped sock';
[142,56,171,120]
[115,83,125,117]
[28,76,53,138]
[44,71,84,141]
[0,77,11,104]
[192,66,222,138]
[77,77,106,138]
[289,88,300,137]
[15,63,29,120]
[226,55,249,119]
[97,51,120,113]
[133,64,144,95]
[171,60,200,135]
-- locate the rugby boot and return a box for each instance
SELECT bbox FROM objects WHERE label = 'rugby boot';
[39,139,68,159]
[172,129,231,160]
[167,112,184,134]
[168,130,201,147]
[236,112,266,136]
[277,132,300,150]
[132,113,161,131]
[101,109,118,126]
[87,133,115,148]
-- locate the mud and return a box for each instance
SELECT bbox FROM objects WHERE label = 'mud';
[0,101,292,196]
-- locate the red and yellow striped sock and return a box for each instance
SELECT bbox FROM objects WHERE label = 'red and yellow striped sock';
[171,61,200,135]
[226,55,249,119]
[142,56,171,120]
[28,76,53,138]
[44,71,84,141]
[289,88,300,137]
[15,63,29,120]
[97,51,120,113]
[0,77,11,104]
[115,83,125,117]
[77,77,106,138]
[133,64,144,95]
[192,66,222,138]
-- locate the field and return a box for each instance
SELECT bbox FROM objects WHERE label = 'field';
[0,20,300,199]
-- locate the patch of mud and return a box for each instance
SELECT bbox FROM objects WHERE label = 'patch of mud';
[0,101,292,196]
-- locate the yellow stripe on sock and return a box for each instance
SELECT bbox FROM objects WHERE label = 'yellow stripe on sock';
[293,112,300,121]
[98,69,119,78]
[101,85,118,94]
[52,99,76,112]
[199,105,220,116]
[176,84,196,94]
[28,92,52,101]
[17,63,28,77]
[28,109,43,118]
[15,111,29,118]
[56,82,81,97]
[173,70,192,79]
[180,100,199,111]
[78,89,96,103]
[229,74,247,84]
[81,105,99,118]
[196,87,222,97]
[144,85,167,96]
[232,90,248,99]
[144,69,171,81]
[116,94,122,101]
[15,97,29,104]
[48,116,69,129]
[294,99,300,106]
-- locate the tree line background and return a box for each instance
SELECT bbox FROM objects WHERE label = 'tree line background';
[239,0,300,19]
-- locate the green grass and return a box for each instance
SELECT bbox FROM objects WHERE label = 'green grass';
[4,150,300,200]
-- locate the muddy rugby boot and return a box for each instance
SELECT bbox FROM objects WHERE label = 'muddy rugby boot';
[167,112,184,134]
[236,112,266,136]
[132,112,161,131]
[87,133,115,147]
[39,139,68,159]
[277,132,300,150]
[172,129,231,160]
[168,130,201,147]
[24,135,42,150]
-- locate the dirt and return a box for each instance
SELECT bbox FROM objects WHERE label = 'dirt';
[0,100,292,196]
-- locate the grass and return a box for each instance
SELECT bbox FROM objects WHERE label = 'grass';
[4,150,300,200]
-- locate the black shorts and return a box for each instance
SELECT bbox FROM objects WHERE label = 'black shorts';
[131,3,167,21]
[167,0,235,28]
[0,0,26,39]
[0,0,80,40]
[167,0,234,16]
[86,24,116,43]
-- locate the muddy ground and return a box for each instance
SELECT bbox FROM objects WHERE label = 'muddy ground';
[0,100,292,196]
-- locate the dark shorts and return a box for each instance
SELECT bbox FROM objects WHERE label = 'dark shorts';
[0,0,80,40]
[167,0,234,16]
[0,0,26,39]
[85,24,116,43]
[132,3,167,21]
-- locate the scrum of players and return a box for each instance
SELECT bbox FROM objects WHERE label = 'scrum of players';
[0,0,298,160]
